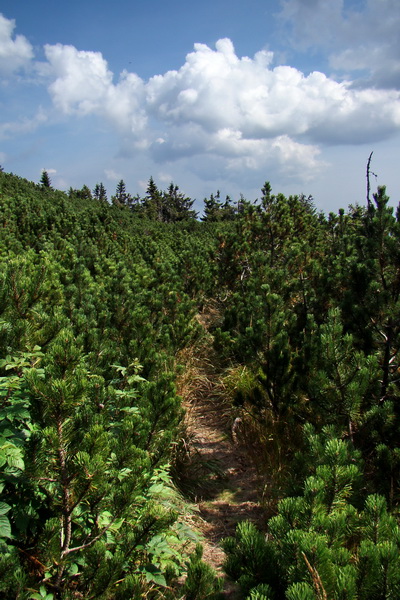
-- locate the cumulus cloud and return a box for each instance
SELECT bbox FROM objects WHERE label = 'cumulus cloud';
[0,14,33,74]
[45,44,113,115]
[3,4,399,187]
[45,44,147,135]
[151,123,324,182]
[216,133,324,181]
[279,0,400,89]
[145,41,400,146]
[41,36,400,182]
[46,39,400,146]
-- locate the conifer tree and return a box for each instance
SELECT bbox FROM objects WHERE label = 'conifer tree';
[163,182,197,222]
[221,195,236,221]
[0,329,182,597]
[143,176,164,220]
[76,184,92,199]
[112,179,132,207]
[223,426,400,600]
[308,307,379,441]
[93,182,108,202]
[0,169,213,598]
[5,165,400,599]
[202,191,223,222]
[40,170,52,188]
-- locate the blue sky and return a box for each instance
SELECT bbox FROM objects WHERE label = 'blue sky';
[1,0,400,213]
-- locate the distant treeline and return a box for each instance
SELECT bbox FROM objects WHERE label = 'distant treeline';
[39,167,315,224]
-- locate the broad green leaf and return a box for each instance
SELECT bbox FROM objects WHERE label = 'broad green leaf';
[0,514,11,538]
[68,563,79,575]
[120,406,139,414]
[0,501,11,515]
[98,511,112,527]
[109,518,125,532]
[140,564,167,587]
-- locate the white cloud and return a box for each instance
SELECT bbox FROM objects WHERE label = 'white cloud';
[0,14,33,74]
[42,36,400,183]
[279,0,400,89]
[45,44,147,134]
[222,134,324,182]
[45,44,114,115]
[146,44,400,145]
[2,6,399,190]
[151,124,324,182]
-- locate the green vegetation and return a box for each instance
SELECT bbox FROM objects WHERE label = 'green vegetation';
[1,168,400,599]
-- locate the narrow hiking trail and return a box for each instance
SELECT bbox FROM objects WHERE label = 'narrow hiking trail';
[184,392,264,568]
[176,306,266,596]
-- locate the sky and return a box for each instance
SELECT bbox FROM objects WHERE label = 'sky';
[1,0,400,214]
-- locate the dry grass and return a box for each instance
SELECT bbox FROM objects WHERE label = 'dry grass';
[171,305,272,597]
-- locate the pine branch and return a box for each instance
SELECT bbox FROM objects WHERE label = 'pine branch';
[56,416,72,555]
[302,552,329,600]
[61,521,115,557]
[67,478,93,515]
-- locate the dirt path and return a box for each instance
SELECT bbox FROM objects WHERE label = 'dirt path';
[176,309,265,597]
[185,394,264,568]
